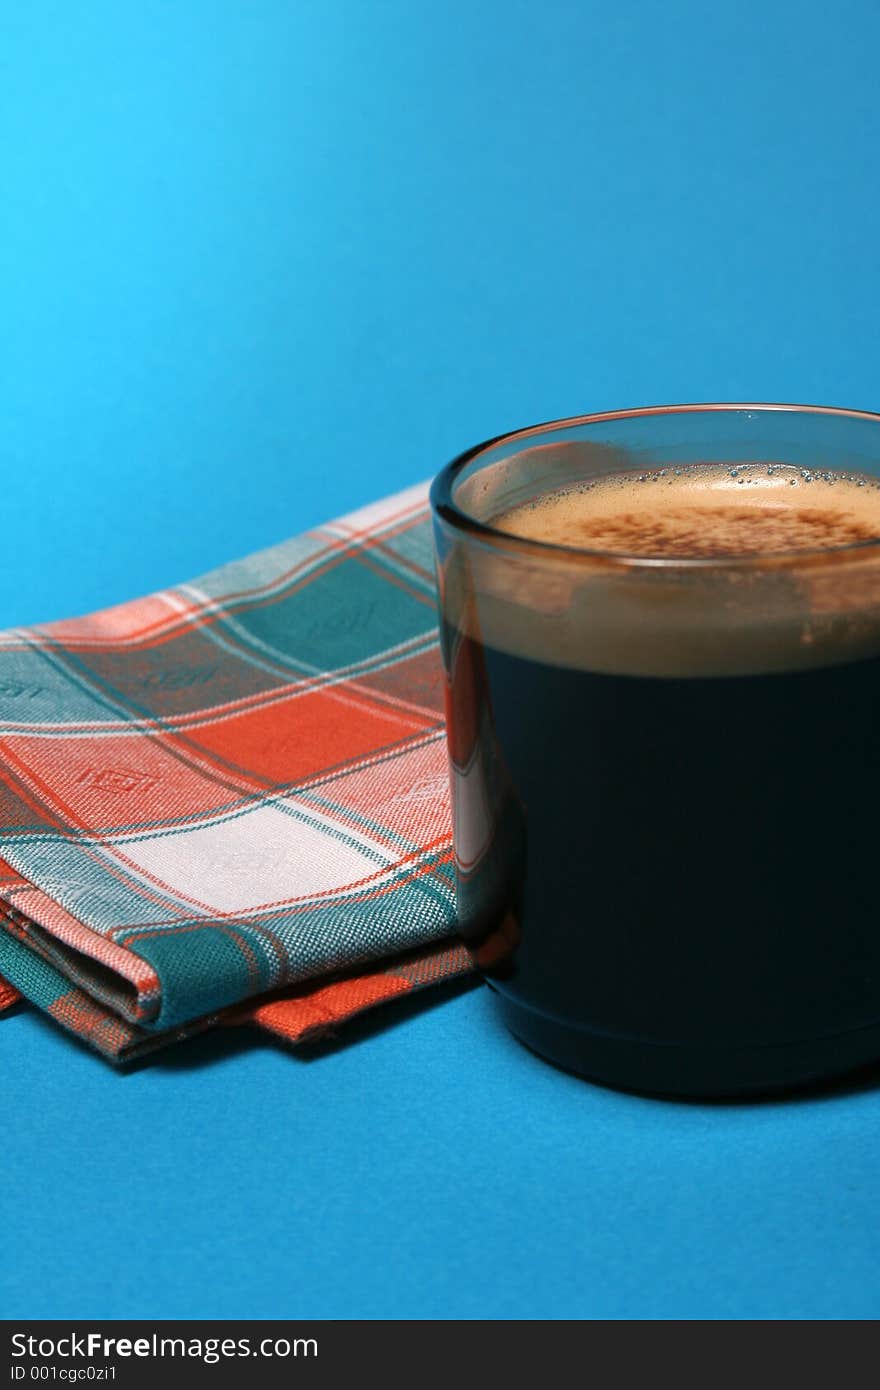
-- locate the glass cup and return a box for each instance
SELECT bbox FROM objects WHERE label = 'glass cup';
[430,403,880,1097]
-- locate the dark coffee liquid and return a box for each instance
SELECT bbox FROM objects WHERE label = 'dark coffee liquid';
[445,464,880,1094]
[478,643,880,1044]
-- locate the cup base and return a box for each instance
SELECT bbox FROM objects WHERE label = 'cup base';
[495,992,880,1099]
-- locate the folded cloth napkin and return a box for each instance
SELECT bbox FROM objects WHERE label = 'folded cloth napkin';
[0,482,472,1060]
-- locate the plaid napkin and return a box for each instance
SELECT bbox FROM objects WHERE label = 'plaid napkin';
[0,482,472,1060]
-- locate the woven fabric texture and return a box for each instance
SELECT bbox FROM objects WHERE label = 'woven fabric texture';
[0,482,473,1059]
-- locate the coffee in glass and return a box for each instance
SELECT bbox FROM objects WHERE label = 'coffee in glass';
[431,405,880,1096]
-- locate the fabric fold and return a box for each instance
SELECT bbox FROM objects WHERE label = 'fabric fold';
[0,482,473,1059]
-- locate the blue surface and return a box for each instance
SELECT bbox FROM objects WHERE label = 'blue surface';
[3,0,880,1320]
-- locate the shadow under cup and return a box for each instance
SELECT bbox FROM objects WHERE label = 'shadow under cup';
[430,404,880,1098]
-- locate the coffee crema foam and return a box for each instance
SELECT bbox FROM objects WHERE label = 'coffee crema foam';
[493,463,880,557]
[457,464,880,677]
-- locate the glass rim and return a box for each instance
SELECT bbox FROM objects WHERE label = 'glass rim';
[430,402,880,571]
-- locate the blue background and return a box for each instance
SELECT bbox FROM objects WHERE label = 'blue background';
[3,0,880,1319]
